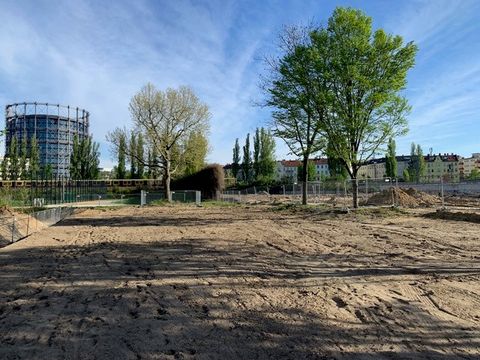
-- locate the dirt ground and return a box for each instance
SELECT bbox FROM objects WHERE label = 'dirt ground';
[0,204,479,359]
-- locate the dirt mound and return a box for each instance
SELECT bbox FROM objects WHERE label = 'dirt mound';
[365,187,439,208]
[423,210,480,223]
[404,188,440,205]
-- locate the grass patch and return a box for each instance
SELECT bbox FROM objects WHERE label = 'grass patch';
[200,200,240,208]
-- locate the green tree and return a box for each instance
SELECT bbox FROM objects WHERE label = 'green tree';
[266,8,417,207]
[0,158,7,180]
[232,138,241,179]
[326,141,348,180]
[258,128,276,183]
[407,142,426,183]
[137,133,145,178]
[253,128,261,178]
[19,135,28,179]
[297,161,316,182]
[8,136,20,180]
[43,164,53,179]
[385,138,398,178]
[468,168,480,180]
[70,135,100,180]
[312,8,416,207]
[263,27,326,204]
[107,84,210,201]
[242,133,252,183]
[116,132,127,179]
[29,136,40,178]
[402,168,410,182]
[417,144,426,182]
[129,133,137,178]
[182,131,209,176]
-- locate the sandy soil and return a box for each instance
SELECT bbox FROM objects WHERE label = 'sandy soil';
[0,204,479,359]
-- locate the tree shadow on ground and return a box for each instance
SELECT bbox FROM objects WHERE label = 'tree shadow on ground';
[0,235,479,359]
[422,211,480,224]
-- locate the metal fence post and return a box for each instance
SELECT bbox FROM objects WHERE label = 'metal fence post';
[441,177,445,209]
[11,216,15,243]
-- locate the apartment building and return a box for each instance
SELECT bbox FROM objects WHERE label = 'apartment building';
[275,160,301,182]
[424,154,459,183]
[275,158,330,182]
[459,153,480,179]
[312,158,330,180]
[357,156,411,180]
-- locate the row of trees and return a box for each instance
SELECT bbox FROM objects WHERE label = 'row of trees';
[0,133,100,181]
[263,7,418,206]
[114,129,208,180]
[69,135,100,180]
[107,84,210,201]
[1,135,40,180]
[231,127,276,185]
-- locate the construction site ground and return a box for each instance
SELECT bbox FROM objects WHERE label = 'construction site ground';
[0,204,479,359]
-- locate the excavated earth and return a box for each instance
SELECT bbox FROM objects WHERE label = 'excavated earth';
[0,205,479,359]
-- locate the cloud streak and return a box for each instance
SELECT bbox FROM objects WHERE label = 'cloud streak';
[0,0,478,167]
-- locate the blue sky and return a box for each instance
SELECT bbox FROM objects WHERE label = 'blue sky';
[0,0,479,169]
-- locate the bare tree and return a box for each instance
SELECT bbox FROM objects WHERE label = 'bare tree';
[107,83,210,201]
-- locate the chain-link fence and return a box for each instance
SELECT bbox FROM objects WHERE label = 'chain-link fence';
[221,179,480,210]
[0,179,108,207]
[0,206,76,246]
[139,190,201,206]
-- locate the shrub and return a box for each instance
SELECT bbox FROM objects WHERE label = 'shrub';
[172,164,225,200]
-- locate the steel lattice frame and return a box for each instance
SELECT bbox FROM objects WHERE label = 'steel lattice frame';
[5,102,90,178]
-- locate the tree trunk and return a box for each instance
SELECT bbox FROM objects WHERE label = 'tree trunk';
[164,159,172,202]
[302,156,308,205]
[351,176,359,209]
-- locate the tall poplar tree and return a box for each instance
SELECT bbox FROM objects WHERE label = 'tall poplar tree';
[129,133,137,179]
[232,138,241,180]
[385,138,398,178]
[242,133,252,183]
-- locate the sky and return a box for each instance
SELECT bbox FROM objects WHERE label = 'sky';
[0,0,479,169]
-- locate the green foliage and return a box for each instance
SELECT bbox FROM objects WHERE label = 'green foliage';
[407,142,426,183]
[250,127,277,184]
[129,133,137,179]
[29,136,40,178]
[242,133,252,182]
[385,138,398,178]
[1,156,8,180]
[253,128,261,177]
[182,131,209,176]
[8,136,20,180]
[468,168,480,180]
[43,164,53,179]
[232,138,241,179]
[108,84,211,202]
[19,135,28,179]
[326,141,348,180]
[137,133,145,178]
[402,168,410,182]
[116,133,127,179]
[264,7,417,207]
[70,135,100,180]
[297,161,316,182]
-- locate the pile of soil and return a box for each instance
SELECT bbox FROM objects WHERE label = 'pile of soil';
[365,187,439,208]
[404,188,440,205]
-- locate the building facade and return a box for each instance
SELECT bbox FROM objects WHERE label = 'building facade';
[424,154,459,183]
[459,153,480,179]
[5,102,90,178]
